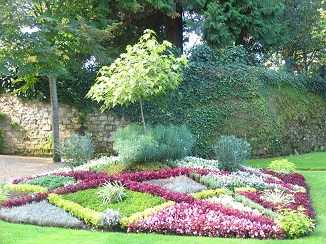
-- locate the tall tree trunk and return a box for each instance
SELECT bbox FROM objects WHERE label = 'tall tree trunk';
[139,97,146,133]
[164,3,183,52]
[48,76,61,162]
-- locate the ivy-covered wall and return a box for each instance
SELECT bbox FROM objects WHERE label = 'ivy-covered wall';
[111,62,326,159]
[0,93,126,156]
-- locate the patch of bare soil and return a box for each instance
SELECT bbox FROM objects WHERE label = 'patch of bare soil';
[144,175,207,194]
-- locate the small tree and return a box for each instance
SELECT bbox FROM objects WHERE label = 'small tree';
[87,29,187,133]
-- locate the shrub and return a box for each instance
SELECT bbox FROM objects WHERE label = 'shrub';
[48,193,101,227]
[113,124,194,165]
[61,133,94,166]
[213,135,251,172]
[126,161,171,172]
[98,164,127,175]
[4,184,48,193]
[119,201,175,228]
[99,208,121,229]
[96,182,128,204]
[268,159,297,174]
[277,206,315,238]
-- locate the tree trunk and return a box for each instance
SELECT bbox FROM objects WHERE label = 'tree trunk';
[48,76,61,162]
[164,3,183,52]
[139,98,147,133]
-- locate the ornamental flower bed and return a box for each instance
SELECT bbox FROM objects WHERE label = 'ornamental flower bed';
[0,158,315,239]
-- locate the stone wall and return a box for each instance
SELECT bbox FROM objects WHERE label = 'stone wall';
[0,93,126,156]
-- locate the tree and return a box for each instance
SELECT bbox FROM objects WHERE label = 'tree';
[0,0,118,161]
[277,0,324,75]
[87,30,187,133]
[312,0,326,68]
[186,0,285,49]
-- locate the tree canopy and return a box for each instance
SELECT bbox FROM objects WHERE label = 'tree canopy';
[0,0,119,161]
[87,30,187,132]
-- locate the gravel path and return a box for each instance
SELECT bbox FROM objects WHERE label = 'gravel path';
[0,155,65,184]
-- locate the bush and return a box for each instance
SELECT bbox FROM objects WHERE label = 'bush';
[61,134,94,166]
[99,208,121,229]
[268,159,297,174]
[48,193,101,227]
[4,184,48,193]
[114,124,194,165]
[213,135,251,172]
[277,206,315,238]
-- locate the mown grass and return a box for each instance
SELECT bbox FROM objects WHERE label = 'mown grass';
[246,151,326,170]
[0,152,325,244]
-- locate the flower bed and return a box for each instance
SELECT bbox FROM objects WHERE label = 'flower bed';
[0,159,315,239]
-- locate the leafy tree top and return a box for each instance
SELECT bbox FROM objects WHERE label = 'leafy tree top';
[87,29,187,111]
[0,0,118,80]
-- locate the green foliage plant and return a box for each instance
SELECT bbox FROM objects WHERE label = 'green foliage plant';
[277,206,315,238]
[87,29,187,132]
[114,124,194,165]
[48,193,102,227]
[62,188,165,218]
[20,175,76,190]
[213,135,251,172]
[234,187,257,193]
[0,185,9,204]
[261,189,295,205]
[98,164,128,175]
[4,184,48,193]
[96,182,128,205]
[189,189,229,199]
[119,201,175,228]
[61,134,94,166]
[268,159,298,174]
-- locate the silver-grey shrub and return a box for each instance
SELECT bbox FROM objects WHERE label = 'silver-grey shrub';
[213,135,251,172]
[99,208,121,228]
[114,124,194,165]
[61,133,94,166]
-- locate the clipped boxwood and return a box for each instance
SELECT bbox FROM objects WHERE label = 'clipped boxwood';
[48,193,101,227]
[4,184,48,193]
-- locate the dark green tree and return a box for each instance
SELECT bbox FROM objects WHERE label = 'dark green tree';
[278,0,324,75]
[0,0,118,161]
[185,0,285,49]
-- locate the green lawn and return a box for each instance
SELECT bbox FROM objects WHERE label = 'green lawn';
[0,152,325,244]
[246,151,326,170]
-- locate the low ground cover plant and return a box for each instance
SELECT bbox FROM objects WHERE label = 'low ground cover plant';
[19,175,76,190]
[0,156,315,240]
